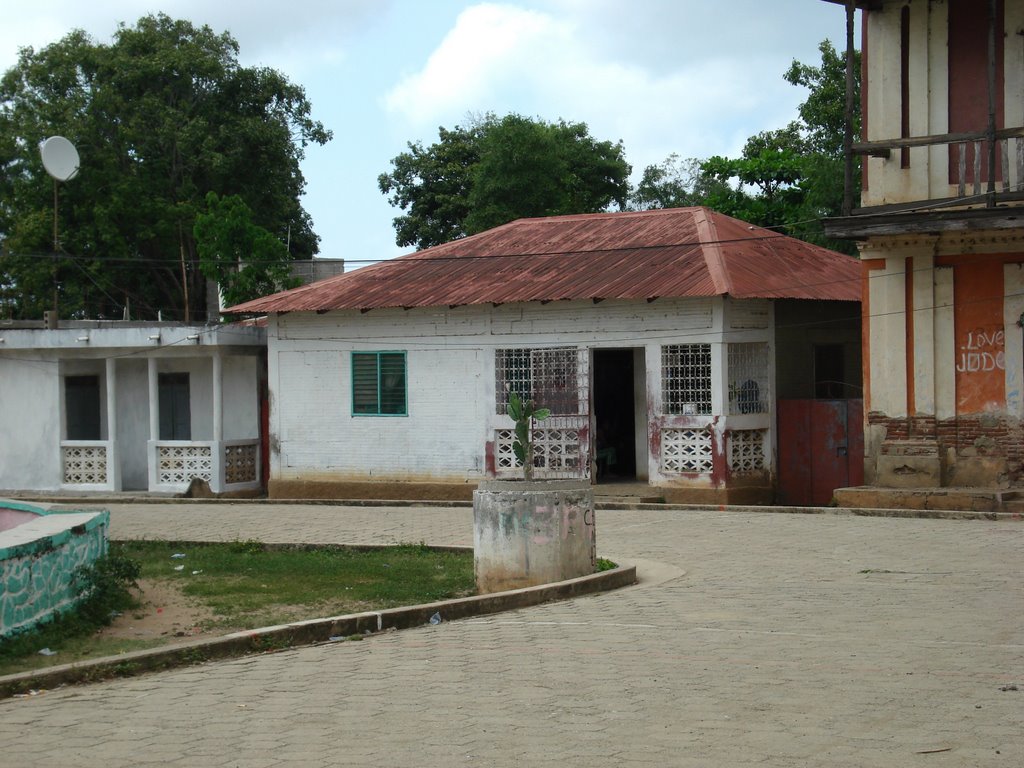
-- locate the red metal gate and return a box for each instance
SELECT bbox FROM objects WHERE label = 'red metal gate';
[777,399,864,506]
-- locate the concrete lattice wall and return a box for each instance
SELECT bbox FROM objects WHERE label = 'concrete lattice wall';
[0,503,110,639]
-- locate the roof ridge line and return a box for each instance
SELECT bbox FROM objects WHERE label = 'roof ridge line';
[694,208,732,295]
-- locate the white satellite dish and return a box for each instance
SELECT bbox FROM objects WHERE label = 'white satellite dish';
[40,136,80,182]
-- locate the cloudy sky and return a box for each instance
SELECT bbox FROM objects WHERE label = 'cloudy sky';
[1,1,855,265]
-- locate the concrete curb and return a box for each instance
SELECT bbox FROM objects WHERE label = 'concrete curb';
[4,495,1019,520]
[602,502,1023,520]
[13,494,1023,520]
[0,562,637,700]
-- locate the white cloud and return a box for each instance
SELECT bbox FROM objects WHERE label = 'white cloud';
[383,3,564,124]
[380,1,825,176]
[0,0,383,77]
[2,0,856,264]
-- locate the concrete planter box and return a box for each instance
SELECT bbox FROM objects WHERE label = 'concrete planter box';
[473,480,596,594]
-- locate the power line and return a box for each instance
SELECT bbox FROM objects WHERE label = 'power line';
[2,287,1015,364]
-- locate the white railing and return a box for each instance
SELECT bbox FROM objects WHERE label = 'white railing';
[155,441,214,485]
[148,439,261,493]
[61,441,115,489]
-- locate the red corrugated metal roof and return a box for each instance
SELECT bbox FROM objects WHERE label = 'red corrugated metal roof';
[228,207,860,313]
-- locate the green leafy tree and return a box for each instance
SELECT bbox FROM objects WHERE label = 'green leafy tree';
[379,113,630,249]
[784,39,859,157]
[377,122,485,250]
[194,192,301,308]
[699,123,809,231]
[629,154,697,211]
[630,39,860,252]
[0,14,331,321]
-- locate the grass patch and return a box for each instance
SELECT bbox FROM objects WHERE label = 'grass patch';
[118,540,476,628]
[1,541,475,677]
[0,552,144,676]
[0,636,165,677]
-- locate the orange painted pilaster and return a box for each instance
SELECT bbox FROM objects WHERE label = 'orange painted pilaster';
[953,261,1005,413]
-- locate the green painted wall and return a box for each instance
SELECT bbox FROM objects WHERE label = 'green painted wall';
[0,503,110,638]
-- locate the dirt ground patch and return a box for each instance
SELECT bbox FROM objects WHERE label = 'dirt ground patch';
[97,579,376,646]
[97,578,222,644]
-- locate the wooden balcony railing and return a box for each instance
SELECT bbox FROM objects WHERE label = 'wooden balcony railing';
[850,126,1024,211]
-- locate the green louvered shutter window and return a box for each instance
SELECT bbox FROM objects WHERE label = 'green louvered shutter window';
[352,352,407,416]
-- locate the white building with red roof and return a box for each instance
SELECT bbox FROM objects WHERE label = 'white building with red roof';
[230,207,861,504]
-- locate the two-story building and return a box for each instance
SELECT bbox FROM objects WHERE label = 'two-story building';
[824,0,1024,495]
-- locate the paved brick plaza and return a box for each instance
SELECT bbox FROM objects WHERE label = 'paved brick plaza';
[1,503,1021,767]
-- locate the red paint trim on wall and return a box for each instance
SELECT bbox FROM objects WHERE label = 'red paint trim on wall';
[484,441,496,476]
[905,257,915,414]
[648,423,661,469]
[260,389,270,490]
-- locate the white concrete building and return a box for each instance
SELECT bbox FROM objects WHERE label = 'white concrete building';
[0,322,265,494]
[233,208,861,503]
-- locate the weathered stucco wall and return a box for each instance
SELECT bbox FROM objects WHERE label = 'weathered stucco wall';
[861,233,1024,487]
[267,297,785,501]
[0,356,61,491]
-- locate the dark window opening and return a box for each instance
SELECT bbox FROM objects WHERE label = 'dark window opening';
[814,345,845,399]
[159,372,192,440]
[65,375,101,440]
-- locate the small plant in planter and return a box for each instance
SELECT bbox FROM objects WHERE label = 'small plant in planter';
[508,391,550,480]
[474,391,596,594]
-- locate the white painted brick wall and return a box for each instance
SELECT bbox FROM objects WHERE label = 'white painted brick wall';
[268,297,773,484]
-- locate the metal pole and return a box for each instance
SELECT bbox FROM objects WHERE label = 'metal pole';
[843,0,857,216]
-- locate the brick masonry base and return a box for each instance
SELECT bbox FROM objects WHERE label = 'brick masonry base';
[868,412,1024,487]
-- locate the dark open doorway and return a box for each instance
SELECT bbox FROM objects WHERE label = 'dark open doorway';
[593,348,637,481]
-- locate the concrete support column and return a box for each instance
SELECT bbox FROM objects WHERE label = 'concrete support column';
[710,342,727,416]
[147,357,159,441]
[213,353,223,443]
[105,357,121,491]
[1003,263,1024,418]
[911,252,936,415]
